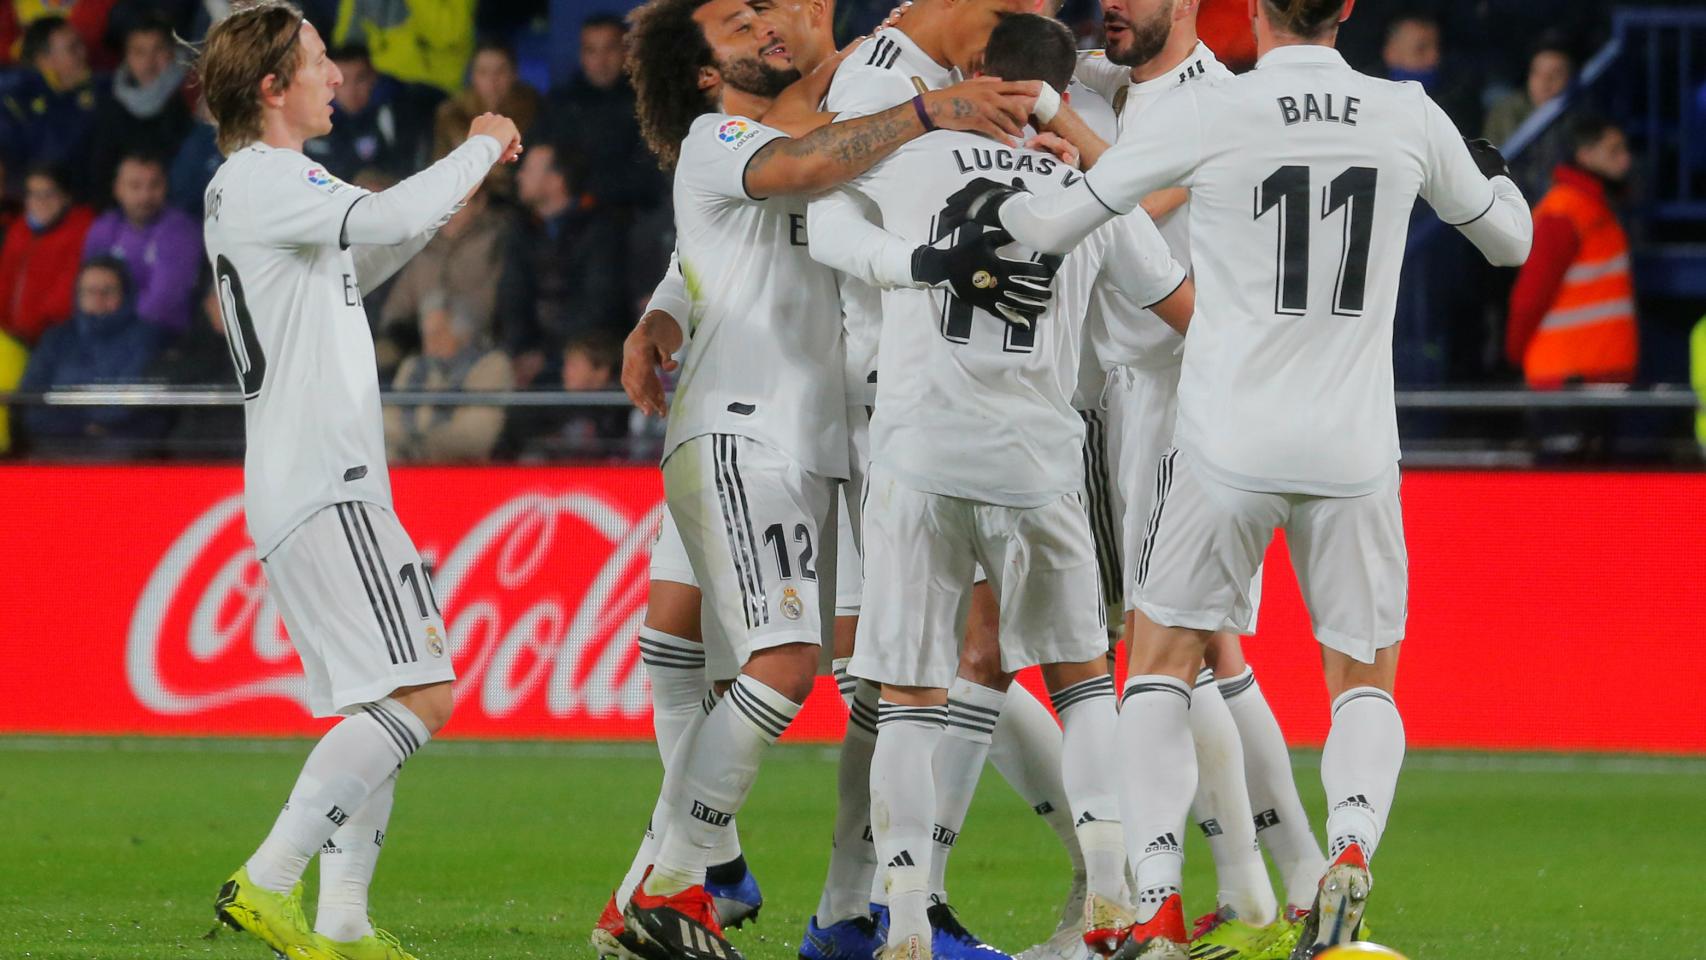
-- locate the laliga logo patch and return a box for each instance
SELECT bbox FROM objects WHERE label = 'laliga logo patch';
[716,118,762,153]
[303,167,345,194]
[780,587,804,621]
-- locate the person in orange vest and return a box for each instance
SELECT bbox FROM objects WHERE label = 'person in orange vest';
[1507,113,1637,389]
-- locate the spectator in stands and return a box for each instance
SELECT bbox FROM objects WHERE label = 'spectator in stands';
[383,292,513,462]
[0,17,99,198]
[332,0,475,96]
[0,0,116,71]
[304,43,438,182]
[145,277,245,455]
[89,16,192,207]
[544,13,663,210]
[0,165,94,347]
[500,142,623,387]
[169,95,222,219]
[83,153,201,341]
[1484,42,1574,147]
[541,330,631,457]
[1508,114,1637,390]
[1376,12,1483,136]
[375,187,518,376]
[17,256,164,451]
[433,39,539,161]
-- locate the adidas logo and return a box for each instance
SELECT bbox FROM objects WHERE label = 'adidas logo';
[325,805,350,827]
[888,850,917,868]
[1142,832,1181,854]
[1075,811,1099,826]
[862,825,875,843]
[321,839,341,853]
[1198,818,1223,837]
[932,824,959,848]
[690,800,734,827]
[676,916,730,958]
[1333,794,1373,813]
[1253,808,1281,830]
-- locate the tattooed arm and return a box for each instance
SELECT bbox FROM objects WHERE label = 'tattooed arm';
[742,77,1039,199]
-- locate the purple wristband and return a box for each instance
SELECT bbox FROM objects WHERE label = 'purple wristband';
[912,94,936,132]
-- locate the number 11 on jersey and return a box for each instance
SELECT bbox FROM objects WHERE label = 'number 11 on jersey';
[1254,165,1379,318]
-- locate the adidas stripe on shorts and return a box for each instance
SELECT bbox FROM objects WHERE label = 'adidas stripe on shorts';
[262,501,455,717]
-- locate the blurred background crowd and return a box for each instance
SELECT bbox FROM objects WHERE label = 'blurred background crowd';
[0,0,1701,465]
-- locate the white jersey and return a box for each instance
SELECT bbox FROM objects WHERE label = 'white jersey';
[1066,77,1122,409]
[202,145,392,557]
[819,28,958,407]
[843,132,1183,507]
[666,112,848,479]
[1077,42,1233,374]
[1079,45,1523,494]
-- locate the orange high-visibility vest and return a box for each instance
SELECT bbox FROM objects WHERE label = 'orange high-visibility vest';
[1523,178,1638,387]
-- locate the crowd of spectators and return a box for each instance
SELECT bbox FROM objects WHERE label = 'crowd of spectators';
[0,0,1690,463]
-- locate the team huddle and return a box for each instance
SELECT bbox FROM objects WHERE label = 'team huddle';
[189,1,1530,960]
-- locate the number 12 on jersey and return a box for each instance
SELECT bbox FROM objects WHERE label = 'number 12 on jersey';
[1254,165,1378,317]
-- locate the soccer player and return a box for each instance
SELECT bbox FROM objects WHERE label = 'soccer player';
[193,3,521,959]
[819,15,1194,960]
[1076,3,1327,956]
[948,0,1533,956]
[615,1,1043,958]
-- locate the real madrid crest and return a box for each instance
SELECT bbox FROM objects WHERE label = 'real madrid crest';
[426,626,445,658]
[780,587,804,621]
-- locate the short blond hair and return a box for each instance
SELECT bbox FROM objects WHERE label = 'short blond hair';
[193,0,307,155]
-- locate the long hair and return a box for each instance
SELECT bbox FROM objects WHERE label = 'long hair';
[626,0,717,170]
[191,0,307,155]
[1261,0,1346,40]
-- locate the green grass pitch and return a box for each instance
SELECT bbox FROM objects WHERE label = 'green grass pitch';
[3,738,1704,959]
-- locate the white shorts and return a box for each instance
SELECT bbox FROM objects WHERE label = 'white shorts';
[1078,406,1124,634]
[1108,364,1260,626]
[262,502,455,717]
[850,465,1107,689]
[663,434,837,680]
[1130,449,1407,664]
[650,502,698,587]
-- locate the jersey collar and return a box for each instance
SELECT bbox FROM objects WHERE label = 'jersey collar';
[879,26,960,89]
[1255,44,1348,70]
[1127,41,1223,96]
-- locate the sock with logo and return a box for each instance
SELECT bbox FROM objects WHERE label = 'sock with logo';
[648,677,800,895]
[1188,668,1277,924]
[246,698,429,894]
[926,677,1005,902]
[816,666,880,925]
[1118,675,1195,922]
[989,682,1087,881]
[1321,687,1405,864]
[314,769,397,942]
[638,627,708,764]
[871,699,945,949]
[1051,674,1125,904]
[1219,667,1325,912]
[617,689,716,907]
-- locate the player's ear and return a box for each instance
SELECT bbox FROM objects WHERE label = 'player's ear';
[257,72,286,108]
[697,63,720,92]
[1339,0,1356,23]
[1174,0,1194,22]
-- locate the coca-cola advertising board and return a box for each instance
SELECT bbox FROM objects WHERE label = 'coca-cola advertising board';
[2,465,1703,752]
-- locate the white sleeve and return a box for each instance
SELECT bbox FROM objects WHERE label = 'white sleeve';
[678,115,791,201]
[350,233,435,293]
[1073,51,1129,105]
[807,187,918,289]
[245,152,372,247]
[824,64,917,119]
[1102,209,1187,308]
[340,136,502,246]
[1417,94,1532,266]
[647,252,691,320]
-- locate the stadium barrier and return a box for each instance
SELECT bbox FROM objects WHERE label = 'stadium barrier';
[2,464,1703,753]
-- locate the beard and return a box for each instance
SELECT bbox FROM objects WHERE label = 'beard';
[1105,3,1173,68]
[718,54,800,98]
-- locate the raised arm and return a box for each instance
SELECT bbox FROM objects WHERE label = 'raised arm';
[743,78,1038,199]
[1422,110,1532,266]
[341,134,504,247]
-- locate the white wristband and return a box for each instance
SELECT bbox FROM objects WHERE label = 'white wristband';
[1033,83,1062,125]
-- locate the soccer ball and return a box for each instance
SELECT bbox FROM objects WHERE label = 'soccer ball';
[1318,945,1408,960]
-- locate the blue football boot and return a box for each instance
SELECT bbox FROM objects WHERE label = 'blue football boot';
[799,912,883,960]
[705,855,763,929]
[872,901,1013,960]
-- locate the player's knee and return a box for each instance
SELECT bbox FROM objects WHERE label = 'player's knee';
[1126,613,1209,682]
[1204,632,1248,678]
[1320,642,1399,700]
[742,642,818,703]
[389,681,455,735]
[644,580,703,641]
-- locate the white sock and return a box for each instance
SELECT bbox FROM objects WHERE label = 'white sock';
[1118,676,1194,922]
[639,627,708,764]
[617,690,716,907]
[1051,674,1125,904]
[989,682,1086,879]
[1321,687,1405,863]
[928,678,1004,902]
[872,700,945,949]
[649,677,800,893]
[1219,668,1325,912]
[1188,669,1276,924]
[246,699,429,894]
[816,669,879,924]
[315,770,396,941]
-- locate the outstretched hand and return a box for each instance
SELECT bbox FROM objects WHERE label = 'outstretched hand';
[622,311,684,418]
[923,78,1041,145]
[913,227,1053,329]
[941,176,1027,232]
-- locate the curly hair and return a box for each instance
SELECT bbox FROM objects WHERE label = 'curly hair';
[1262,0,1347,40]
[626,0,717,170]
[191,0,307,155]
